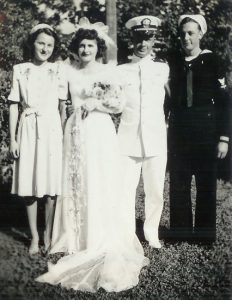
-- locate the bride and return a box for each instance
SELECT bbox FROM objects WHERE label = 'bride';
[36,18,149,292]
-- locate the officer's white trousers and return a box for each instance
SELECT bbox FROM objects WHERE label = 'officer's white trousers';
[121,154,167,242]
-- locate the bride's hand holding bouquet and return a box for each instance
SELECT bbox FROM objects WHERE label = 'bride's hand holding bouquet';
[82,80,124,114]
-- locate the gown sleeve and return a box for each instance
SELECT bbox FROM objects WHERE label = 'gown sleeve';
[8,65,20,103]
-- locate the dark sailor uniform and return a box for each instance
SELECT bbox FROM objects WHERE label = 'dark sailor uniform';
[166,50,230,242]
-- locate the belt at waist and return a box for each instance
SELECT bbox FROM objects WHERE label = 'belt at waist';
[21,107,60,139]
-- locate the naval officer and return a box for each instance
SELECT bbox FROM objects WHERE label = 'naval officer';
[118,15,169,248]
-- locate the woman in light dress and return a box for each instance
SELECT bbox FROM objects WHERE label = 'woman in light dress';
[8,24,67,255]
[36,18,148,292]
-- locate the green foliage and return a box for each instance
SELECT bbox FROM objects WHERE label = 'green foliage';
[0,0,231,185]
[72,0,232,65]
[0,0,231,68]
[0,69,12,185]
[116,0,232,64]
[0,0,37,71]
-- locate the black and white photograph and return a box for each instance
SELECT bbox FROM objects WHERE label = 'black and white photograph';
[0,0,231,299]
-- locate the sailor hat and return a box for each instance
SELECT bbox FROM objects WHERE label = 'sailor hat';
[126,15,162,34]
[178,14,207,35]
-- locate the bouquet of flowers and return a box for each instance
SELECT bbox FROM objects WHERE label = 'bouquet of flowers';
[82,81,123,111]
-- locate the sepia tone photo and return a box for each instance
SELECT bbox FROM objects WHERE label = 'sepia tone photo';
[0,0,231,299]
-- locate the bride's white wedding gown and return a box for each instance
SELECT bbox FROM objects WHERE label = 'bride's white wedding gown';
[36,63,149,292]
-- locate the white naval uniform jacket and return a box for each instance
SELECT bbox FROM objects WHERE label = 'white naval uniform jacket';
[118,55,169,157]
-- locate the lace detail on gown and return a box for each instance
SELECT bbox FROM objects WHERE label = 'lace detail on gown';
[63,109,87,252]
[50,108,87,254]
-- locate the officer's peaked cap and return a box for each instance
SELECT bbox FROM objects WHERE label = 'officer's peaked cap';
[126,15,162,34]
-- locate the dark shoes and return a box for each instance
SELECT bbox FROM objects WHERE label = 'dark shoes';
[166,227,216,245]
[193,229,216,245]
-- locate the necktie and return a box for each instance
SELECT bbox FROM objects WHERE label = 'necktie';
[185,63,193,107]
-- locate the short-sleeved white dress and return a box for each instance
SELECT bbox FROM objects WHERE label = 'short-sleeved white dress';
[8,62,67,198]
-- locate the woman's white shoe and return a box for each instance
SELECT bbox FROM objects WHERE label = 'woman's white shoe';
[29,238,39,255]
[148,240,162,249]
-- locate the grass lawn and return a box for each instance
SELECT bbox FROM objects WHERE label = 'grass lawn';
[0,175,231,299]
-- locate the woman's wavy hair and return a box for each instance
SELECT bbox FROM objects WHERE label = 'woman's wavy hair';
[22,28,60,62]
[69,28,107,59]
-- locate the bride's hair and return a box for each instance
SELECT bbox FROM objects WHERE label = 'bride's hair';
[69,28,107,59]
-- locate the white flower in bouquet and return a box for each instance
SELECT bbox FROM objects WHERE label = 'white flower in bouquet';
[83,81,122,110]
